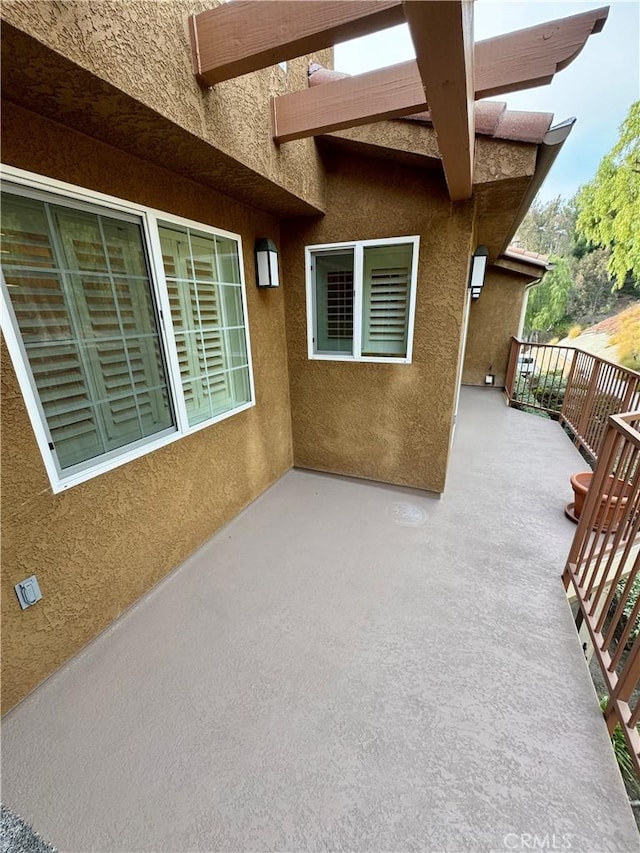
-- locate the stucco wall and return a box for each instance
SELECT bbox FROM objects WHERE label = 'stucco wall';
[282,151,474,493]
[1,0,330,212]
[462,268,530,387]
[1,105,294,712]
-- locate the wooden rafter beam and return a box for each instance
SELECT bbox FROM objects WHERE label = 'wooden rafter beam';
[271,6,609,146]
[474,5,609,98]
[190,0,405,87]
[401,0,475,200]
[272,62,425,143]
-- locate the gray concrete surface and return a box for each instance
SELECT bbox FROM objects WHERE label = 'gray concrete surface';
[3,389,639,852]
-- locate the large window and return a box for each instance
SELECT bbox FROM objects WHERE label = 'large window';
[1,168,254,492]
[305,237,419,363]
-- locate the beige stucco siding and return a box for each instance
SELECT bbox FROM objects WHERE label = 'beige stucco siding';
[282,152,474,493]
[1,1,329,214]
[1,105,294,712]
[462,268,531,387]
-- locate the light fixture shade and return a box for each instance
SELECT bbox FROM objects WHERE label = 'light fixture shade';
[255,238,280,288]
[469,244,489,300]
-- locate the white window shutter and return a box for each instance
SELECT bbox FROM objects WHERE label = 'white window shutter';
[1,193,174,471]
[361,244,413,357]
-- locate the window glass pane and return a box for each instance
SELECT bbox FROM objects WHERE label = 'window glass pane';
[313,250,354,354]
[160,227,191,280]
[166,280,187,331]
[102,219,147,277]
[196,282,221,328]
[174,331,200,381]
[216,236,241,283]
[362,243,413,358]
[230,366,251,406]
[207,370,233,416]
[1,195,56,269]
[52,207,110,274]
[158,223,249,427]
[226,328,248,368]
[1,191,175,471]
[25,342,102,469]
[182,378,210,426]
[190,234,217,282]
[3,270,72,342]
[220,284,244,327]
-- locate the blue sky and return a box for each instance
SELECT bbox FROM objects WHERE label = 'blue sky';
[335,1,640,202]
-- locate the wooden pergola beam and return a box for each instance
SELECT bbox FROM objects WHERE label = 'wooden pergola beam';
[401,0,475,200]
[190,0,405,87]
[474,5,609,98]
[271,6,609,145]
[273,62,425,143]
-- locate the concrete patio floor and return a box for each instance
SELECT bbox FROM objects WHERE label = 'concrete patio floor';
[2,388,638,852]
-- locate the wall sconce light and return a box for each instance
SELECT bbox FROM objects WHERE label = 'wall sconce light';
[469,244,489,300]
[255,238,280,288]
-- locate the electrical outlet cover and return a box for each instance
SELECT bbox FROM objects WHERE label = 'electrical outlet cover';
[15,575,42,609]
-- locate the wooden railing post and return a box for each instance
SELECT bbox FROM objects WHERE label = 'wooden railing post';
[566,420,618,567]
[559,348,577,425]
[504,337,520,405]
[576,358,602,439]
[621,374,640,413]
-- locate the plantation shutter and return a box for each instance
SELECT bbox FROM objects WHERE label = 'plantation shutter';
[159,225,233,426]
[361,243,413,357]
[313,249,354,355]
[1,193,174,471]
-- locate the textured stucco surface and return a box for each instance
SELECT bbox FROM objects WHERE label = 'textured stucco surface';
[282,152,474,494]
[1,111,294,713]
[322,128,538,262]
[329,121,442,163]
[2,390,638,852]
[1,1,330,213]
[463,268,531,387]
[473,137,536,187]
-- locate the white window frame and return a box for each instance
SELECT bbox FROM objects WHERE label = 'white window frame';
[305,236,420,364]
[0,164,256,493]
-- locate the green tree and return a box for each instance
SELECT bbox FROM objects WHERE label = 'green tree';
[515,196,577,258]
[576,101,640,288]
[524,256,573,337]
[569,248,614,320]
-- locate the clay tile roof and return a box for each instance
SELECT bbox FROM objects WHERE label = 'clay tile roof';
[308,64,554,144]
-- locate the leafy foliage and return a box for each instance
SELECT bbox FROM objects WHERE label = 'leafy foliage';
[576,101,640,289]
[524,256,573,335]
[515,196,577,257]
[600,696,640,796]
[611,303,640,370]
[568,248,614,320]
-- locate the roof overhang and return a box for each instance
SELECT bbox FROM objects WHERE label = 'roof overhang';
[493,250,552,283]
[189,1,609,201]
[0,22,324,218]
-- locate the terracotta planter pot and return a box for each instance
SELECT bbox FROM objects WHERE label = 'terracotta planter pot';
[569,471,631,531]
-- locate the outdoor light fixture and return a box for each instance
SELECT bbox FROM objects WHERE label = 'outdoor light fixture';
[469,244,489,300]
[255,238,280,288]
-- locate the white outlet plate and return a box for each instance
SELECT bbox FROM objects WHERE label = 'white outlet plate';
[15,575,42,609]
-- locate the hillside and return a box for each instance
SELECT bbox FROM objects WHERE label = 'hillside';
[557,302,640,369]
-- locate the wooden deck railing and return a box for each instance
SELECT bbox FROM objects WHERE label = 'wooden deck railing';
[505,340,640,772]
[505,338,640,465]
[562,411,640,776]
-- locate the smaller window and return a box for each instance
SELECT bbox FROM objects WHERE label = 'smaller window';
[306,237,419,363]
